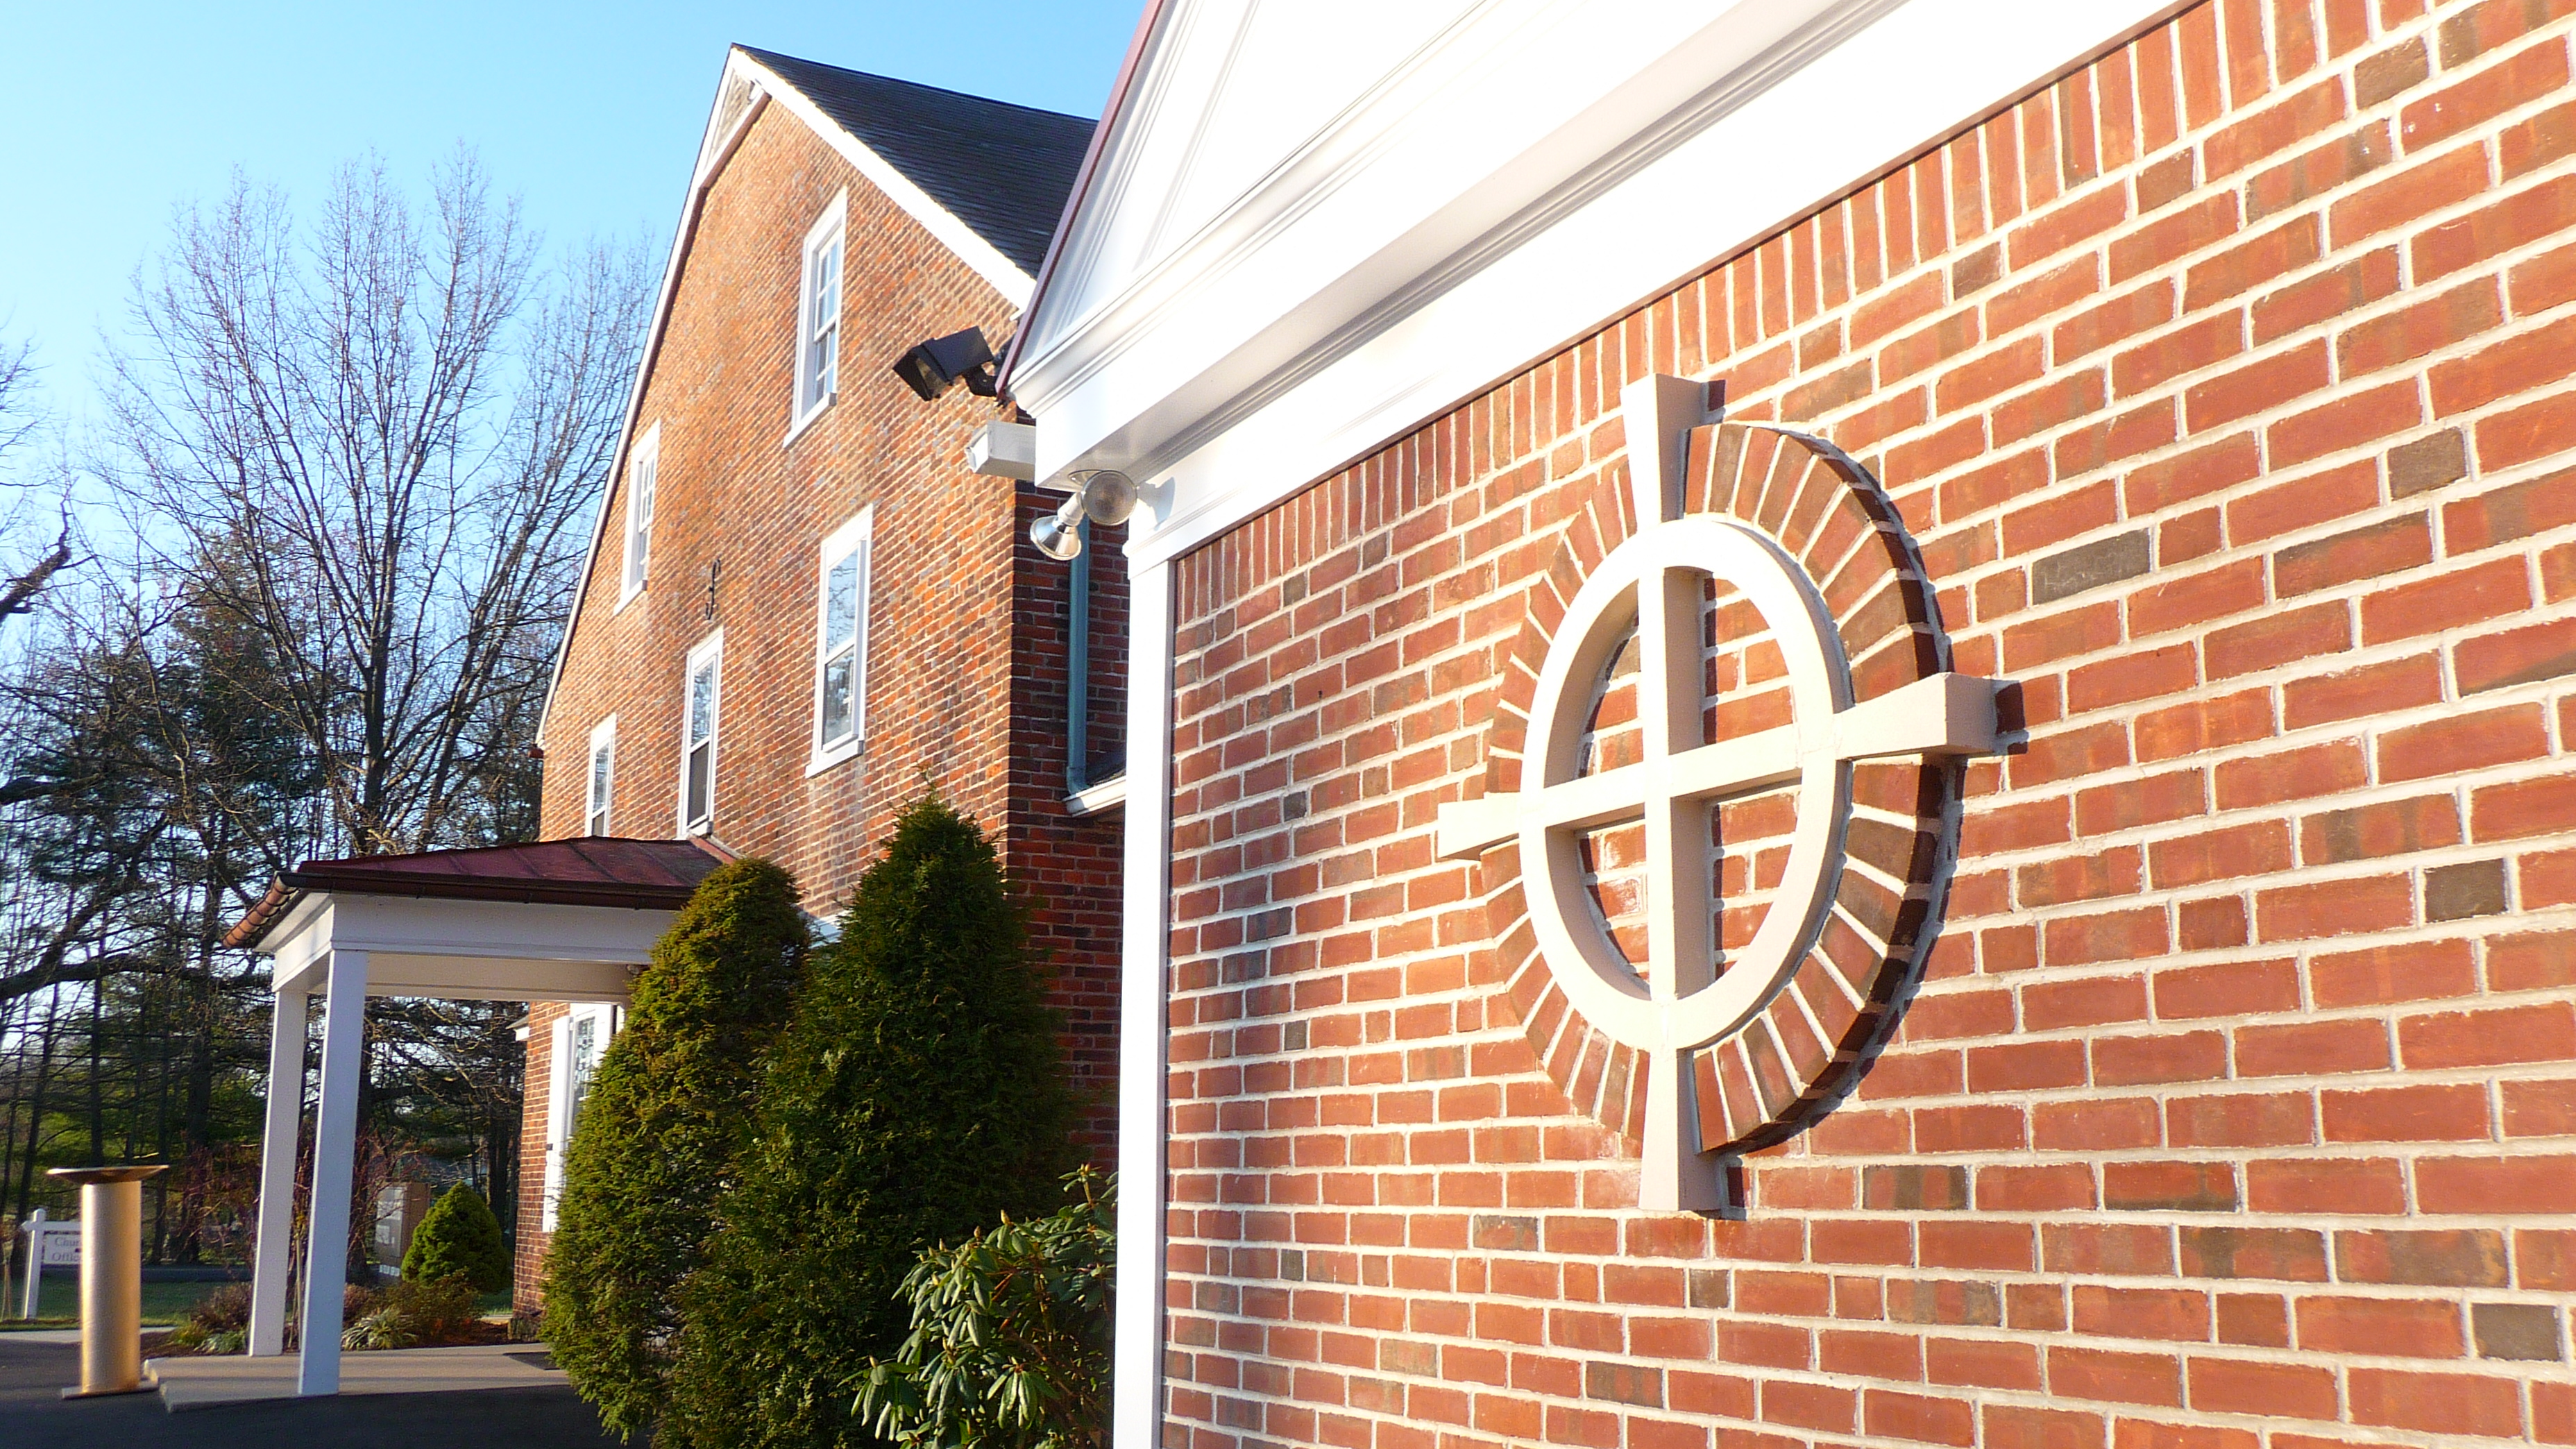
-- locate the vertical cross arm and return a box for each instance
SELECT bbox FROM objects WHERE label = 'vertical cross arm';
[1620,374,1711,528]
[1622,373,1722,1214]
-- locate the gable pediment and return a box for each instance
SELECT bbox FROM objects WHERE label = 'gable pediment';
[1008,0,2177,567]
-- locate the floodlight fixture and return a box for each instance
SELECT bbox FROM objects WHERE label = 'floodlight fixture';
[1028,470,1144,561]
[891,327,998,401]
[1031,493,1086,561]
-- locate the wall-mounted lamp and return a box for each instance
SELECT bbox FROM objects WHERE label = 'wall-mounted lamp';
[1030,470,1139,561]
[891,327,999,400]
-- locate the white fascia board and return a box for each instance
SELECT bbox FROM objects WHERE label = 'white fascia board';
[1011,0,1865,474]
[1012,0,2177,571]
[733,51,1037,309]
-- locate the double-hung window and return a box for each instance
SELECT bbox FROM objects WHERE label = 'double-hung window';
[584,717,616,836]
[679,632,722,833]
[809,509,873,772]
[620,425,659,604]
[540,1002,617,1232]
[791,195,847,434]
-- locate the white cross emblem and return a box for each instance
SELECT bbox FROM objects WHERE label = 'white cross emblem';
[1437,376,2001,1211]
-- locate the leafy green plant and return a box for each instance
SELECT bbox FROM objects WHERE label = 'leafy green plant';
[856,1171,1114,1449]
[543,858,811,1440]
[167,1282,253,1353]
[341,1273,484,1351]
[403,1183,510,1293]
[666,795,1081,1449]
[344,1301,422,1351]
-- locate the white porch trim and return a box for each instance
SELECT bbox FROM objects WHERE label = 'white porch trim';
[242,890,678,1394]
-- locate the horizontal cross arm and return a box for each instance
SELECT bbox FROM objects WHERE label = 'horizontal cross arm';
[1831,672,2001,761]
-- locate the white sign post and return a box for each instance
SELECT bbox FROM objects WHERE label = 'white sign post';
[16,1208,81,1319]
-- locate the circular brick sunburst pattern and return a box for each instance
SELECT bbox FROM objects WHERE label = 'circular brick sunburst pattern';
[1475,418,1967,1160]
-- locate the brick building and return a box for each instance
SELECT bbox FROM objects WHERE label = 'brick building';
[511,46,1125,1310]
[1006,2,2576,1446]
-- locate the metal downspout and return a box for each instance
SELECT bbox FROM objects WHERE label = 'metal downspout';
[1067,520,1090,797]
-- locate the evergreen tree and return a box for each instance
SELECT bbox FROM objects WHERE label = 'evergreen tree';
[666,797,1078,1449]
[402,1183,509,1292]
[543,858,811,1439]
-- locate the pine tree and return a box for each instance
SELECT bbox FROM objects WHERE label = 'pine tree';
[665,797,1078,1449]
[542,858,811,1439]
[402,1183,510,1293]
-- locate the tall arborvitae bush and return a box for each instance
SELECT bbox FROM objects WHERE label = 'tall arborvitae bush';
[666,797,1078,1449]
[402,1183,511,1293]
[544,858,811,1440]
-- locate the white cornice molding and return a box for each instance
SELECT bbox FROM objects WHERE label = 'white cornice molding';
[1010,0,2180,573]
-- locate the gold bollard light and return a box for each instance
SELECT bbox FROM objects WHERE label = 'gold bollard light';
[46,1164,169,1398]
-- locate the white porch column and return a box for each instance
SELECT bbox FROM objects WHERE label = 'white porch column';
[247,987,309,1357]
[296,949,369,1396]
[1112,561,1173,1449]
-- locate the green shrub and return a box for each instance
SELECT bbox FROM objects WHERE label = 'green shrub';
[402,1184,509,1293]
[342,1273,484,1351]
[666,795,1080,1449]
[168,1282,253,1353]
[543,858,812,1440]
[856,1170,1114,1449]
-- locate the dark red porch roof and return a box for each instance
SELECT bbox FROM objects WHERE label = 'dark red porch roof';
[225,837,727,949]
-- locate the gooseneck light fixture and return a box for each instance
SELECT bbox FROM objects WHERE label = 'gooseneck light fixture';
[1030,470,1139,561]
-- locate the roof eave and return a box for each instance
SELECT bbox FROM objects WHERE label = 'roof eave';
[1000,0,1173,401]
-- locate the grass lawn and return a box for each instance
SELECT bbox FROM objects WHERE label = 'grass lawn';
[2,1277,239,1327]
[1,1278,514,1330]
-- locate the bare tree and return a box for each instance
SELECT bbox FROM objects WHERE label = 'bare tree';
[0,337,76,622]
[102,153,647,856]
[0,153,647,1263]
[0,336,35,460]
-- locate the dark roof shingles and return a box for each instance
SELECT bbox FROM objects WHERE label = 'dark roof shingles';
[226,837,724,949]
[740,46,1094,277]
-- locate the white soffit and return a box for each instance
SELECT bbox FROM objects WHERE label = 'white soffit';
[1010,0,2179,570]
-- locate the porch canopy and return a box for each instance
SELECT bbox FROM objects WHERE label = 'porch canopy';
[225,837,721,1396]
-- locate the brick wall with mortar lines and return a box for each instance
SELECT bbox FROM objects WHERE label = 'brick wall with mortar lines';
[516,1000,557,1313]
[516,100,1122,1303]
[1161,2,2576,1446]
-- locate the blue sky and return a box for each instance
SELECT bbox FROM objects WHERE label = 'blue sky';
[0,1,1139,427]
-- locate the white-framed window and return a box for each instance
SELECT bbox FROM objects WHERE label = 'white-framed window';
[540,1002,618,1232]
[678,630,723,834]
[619,425,659,604]
[808,509,873,773]
[584,716,616,837]
[790,194,847,436]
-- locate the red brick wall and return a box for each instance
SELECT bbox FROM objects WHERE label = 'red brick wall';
[516,98,1121,1305]
[515,1000,558,1314]
[1161,2,2576,1445]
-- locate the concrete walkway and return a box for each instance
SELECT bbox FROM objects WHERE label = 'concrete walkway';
[152,1341,571,1409]
[0,1334,618,1447]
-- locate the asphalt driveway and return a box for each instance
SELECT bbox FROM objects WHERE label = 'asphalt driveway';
[0,1335,619,1448]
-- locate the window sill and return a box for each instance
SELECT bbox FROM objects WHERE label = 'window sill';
[781,394,836,448]
[805,738,864,778]
[1066,773,1127,816]
[614,582,645,615]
